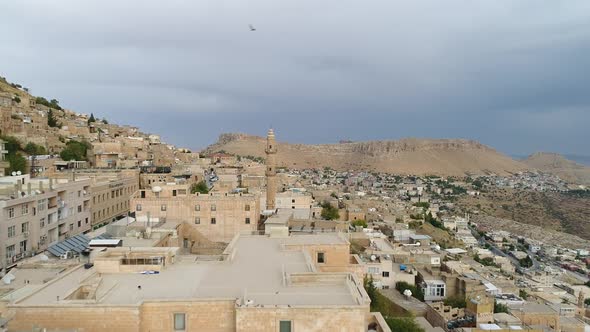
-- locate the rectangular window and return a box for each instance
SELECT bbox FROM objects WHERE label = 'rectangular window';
[21,204,29,215]
[20,240,27,253]
[161,205,167,211]
[195,204,200,211]
[78,220,81,227]
[195,217,200,224]
[172,190,177,197]
[279,321,292,332]
[245,204,250,211]
[245,217,250,224]
[211,204,216,211]
[69,224,74,231]
[382,271,390,278]
[6,245,15,259]
[21,222,29,233]
[8,225,15,238]
[40,218,45,228]
[211,217,216,224]
[317,252,325,264]
[292,199,295,203]
[38,199,46,211]
[174,313,186,331]
[136,204,142,211]
[8,208,14,219]
[78,205,82,213]
[368,267,379,274]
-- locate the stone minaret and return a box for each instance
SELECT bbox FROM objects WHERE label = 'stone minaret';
[265,129,277,211]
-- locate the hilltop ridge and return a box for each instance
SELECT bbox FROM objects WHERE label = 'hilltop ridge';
[206,133,530,176]
[523,152,590,185]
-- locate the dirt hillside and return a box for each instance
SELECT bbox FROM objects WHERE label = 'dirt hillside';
[206,133,529,176]
[523,152,590,185]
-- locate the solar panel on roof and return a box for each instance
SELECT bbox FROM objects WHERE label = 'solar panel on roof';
[47,234,92,257]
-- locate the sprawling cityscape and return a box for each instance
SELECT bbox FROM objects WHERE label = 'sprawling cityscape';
[1,1,590,331]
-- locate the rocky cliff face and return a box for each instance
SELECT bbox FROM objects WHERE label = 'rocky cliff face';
[206,133,529,176]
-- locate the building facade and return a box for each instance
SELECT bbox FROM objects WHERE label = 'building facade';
[0,175,91,268]
[89,172,139,228]
[131,184,260,242]
[0,139,8,176]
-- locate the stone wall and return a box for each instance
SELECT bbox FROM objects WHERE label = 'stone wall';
[235,306,369,332]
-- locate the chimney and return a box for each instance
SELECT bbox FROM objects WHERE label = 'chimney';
[49,178,54,191]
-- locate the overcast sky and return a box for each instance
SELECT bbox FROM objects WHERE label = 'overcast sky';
[1,1,589,156]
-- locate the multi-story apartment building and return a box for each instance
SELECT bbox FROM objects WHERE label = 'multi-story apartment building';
[131,183,260,242]
[53,170,139,228]
[89,171,139,228]
[0,174,91,268]
[0,139,8,176]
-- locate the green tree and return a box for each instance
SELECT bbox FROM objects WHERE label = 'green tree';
[444,295,467,308]
[12,96,21,103]
[59,140,91,161]
[102,118,108,124]
[395,281,424,301]
[35,96,62,110]
[6,153,27,174]
[519,289,528,300]
[190,181,209,194]
[0,135,22,154]
[47,109,60,128]
[364,276,379,311]
[413,202,430,209]
[519,255,533,268]
[494,301,509,313]
[351,219,368,228]
[24,142,47,155]
[384,317,425,332]
[320,202,340,220]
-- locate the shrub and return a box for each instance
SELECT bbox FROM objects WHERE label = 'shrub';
[320,202,340,220]
[351,219,368,228]
[395,281,424,301]
[190,180,209,194]
[444,295,467,308]
[59,140,91,161]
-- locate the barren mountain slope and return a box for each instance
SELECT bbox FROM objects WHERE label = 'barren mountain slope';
[523,152,590,185]
[206,133,529,176]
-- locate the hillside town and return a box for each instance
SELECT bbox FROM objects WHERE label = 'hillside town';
[1,79,590,331]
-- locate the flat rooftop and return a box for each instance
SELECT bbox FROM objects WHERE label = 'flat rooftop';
[18,234,357,307]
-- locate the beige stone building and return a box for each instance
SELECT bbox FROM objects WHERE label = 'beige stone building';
[0,174,91,269]
[131,184,260,243]
[51,169,139,228]
[7,233,390,332]
[89,170,139,228]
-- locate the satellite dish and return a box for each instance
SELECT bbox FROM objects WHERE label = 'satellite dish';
[403,289,413,297]
[152,186,162,193]
[16,171,22,175]
[12,172,17,176]
[416,241,421,246]
[370,255,377,261]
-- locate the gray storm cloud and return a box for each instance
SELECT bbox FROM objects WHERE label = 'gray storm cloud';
[1,0,589,154]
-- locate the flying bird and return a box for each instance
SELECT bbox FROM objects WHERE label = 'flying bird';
[249,24,256,31]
